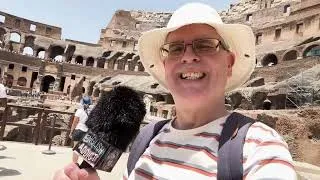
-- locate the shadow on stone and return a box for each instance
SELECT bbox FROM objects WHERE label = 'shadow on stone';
[0,156,15,159]
[0,167,21,176]
[0,145,6,151]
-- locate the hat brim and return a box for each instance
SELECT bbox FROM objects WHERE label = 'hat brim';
[138,23,256,93]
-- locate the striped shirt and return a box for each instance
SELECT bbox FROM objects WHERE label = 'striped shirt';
[123,114,297,180]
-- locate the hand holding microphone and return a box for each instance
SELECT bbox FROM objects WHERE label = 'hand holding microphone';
[53,86,146,179]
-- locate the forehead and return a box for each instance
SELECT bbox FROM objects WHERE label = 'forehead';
[166,24,221,42]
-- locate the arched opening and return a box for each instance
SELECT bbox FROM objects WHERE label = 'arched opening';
[283,50,298,61]
[54,55,63,62]
[49,46,64,60]
[41,75,55,93]
[75,56,83,65]
[37,48,46,59]
[22,47,34,56]
[82,87,85,93]
[86,57,94,67]
[102,51,112,58]
[10,32,21,43]
[261,54,278,67]
[24,36,35,47]
[303,44,320,57]
[87,81,96,96]
[97,59,105,68]
[6,74,14,88]
[0,28,6,48]
[138,61,145,71]
[17,77,27,87]
[65,45,76,62]
[93,88,100,97]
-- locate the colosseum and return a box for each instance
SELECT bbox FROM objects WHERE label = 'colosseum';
[0,0,320,177]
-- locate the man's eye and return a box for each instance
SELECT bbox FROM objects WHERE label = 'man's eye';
[169,45,184,53]
[196,43,215,50]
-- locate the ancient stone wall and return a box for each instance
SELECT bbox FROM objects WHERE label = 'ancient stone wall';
[0,11,61,39]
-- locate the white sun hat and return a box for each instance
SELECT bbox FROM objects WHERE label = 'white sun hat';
[138,2,256,92]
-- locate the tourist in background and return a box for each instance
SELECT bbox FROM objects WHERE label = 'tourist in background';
[69,96,94,163]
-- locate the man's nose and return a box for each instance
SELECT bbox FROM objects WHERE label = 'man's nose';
[180,45,200,64]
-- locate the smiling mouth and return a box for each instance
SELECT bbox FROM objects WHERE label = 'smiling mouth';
[180,72,206,80]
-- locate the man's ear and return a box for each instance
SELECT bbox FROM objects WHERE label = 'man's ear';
[227,52,235,77]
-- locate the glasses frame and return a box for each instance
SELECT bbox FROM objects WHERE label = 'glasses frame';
[160,38,229,60]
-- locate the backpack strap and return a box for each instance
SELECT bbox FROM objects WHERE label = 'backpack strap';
[217,112,254,180]
[127,119,170,176]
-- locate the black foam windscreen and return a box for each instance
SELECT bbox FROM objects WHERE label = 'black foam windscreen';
[85,86,146,150]
[74,86,146,171]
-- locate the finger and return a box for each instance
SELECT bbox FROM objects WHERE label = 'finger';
[77,169,89,179]
[64,163,80,177]
[53,169,71,180]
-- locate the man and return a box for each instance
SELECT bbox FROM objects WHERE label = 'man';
[69,96,94,163]
[54,3,296,179]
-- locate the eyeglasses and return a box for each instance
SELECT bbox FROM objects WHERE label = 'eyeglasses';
[160,38,228,60]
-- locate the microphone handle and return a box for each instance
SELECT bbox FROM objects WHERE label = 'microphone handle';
[78,161,93,169]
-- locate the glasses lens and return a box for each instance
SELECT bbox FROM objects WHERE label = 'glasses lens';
[162,43,185,58]
[194,39,220,54]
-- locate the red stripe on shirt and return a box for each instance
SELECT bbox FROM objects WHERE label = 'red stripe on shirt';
[194,132,220,141]
[245,138,288,149]
[154,140,218,161]
[243,159,294,179]
[142,155,217,177]
[135,168,158,180]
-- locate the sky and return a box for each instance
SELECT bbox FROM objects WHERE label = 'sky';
[1,0,236,44]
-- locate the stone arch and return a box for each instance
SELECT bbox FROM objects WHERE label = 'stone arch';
[261,54,278,67]
[6,74,14,88]
[22,47,34,56]
[107,52,123,69]
[102,51,112,58]
[0,28,6,47]
[24,36,35,48]
[303,44,320,57]
[48,45,64,60]
[97,58,105,68]
[137,61,145,71]
[36,48,46,59]
[93,88,100,97]
[10,32,21,43]
[86,57,94,67]
[54,55,63,62]
[41,75,55,92]
[283,50,298,61]
[130,55,140,71]
[17,77,27,86]
[87,81,96,96]
[82,87,85,93]
[118,53,135,70]
[75,56,84,65]
[65,45,76,62]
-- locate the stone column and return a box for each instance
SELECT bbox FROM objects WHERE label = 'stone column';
[93,59,98,68]
[35,75,43,92]
[71,57,76,64]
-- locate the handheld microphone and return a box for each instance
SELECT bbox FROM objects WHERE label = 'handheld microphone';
[73,86,146,172]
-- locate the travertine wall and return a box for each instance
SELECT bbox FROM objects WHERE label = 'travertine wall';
[0,0,320,99]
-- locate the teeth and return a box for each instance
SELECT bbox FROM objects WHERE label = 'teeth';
[181,72,205,80]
